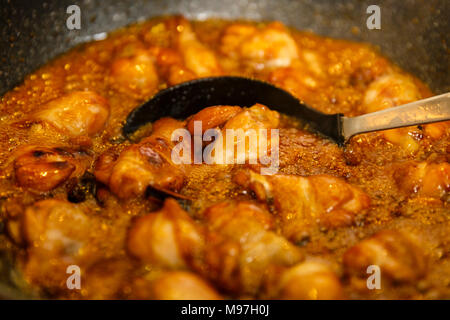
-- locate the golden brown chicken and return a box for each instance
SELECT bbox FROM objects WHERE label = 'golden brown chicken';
[234,170,371,240]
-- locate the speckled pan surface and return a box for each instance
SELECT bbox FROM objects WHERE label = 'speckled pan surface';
[0,0,449,96]
[0,0,448,299]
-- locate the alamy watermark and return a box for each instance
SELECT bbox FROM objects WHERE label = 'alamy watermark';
[66,4,380,31]
[366,5,381,30]
[66,265,81,290]
[66,5,81,30]
[366,265,381,290]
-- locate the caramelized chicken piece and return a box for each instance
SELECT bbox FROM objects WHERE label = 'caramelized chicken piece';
[151,47,197,85]
[394,161,450,200]
[204,104,280,166]
[110,49,159,96]
[202,201,303,295]
[175,18,222,77]
[423,121,449,140]
[234,170,370,240]
[127,198,203,268]
[363,74,422,113]
[2,197,26,245]
[362,73,448,152]
[186,105,242,135]
[378,128,422,154]
[13,145,86,192]
[22,200,93,256]
[305,175,370,226]
[108,143,184,199]
[276,261,344,300]
[269,62,320,100]
[363,74,420,150]
[223,104,280,131]
[149,271,222,300]
[129,198,303,296]
[83,258,135,299]
[95,118,186,199]
[93,148,118,186]
[343,230,427,284]
[32,91,110,137]
[21,200,101,286]
[221,22,299,70]
[151,116,187,145]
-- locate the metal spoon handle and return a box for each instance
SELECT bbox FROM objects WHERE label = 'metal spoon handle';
[341,92,450,141]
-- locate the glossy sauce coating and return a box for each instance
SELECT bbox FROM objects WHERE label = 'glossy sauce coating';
[0,16,448,299]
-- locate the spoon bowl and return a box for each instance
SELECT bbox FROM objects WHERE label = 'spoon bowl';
[123,76,450,145]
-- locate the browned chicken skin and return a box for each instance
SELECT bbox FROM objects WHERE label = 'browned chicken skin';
[343,230,428,287]
[20,200,105,289]
[13,145,88,192]
[95,118,187,199]
[394,161,450,201]
[128,199,306,297]
[32,91,110,137]
[109,49,159,97]
[234,169,371,240]
[202,201,303,295]
[127,198,203,268]
[275,261,344,300]
[131,271,223,300]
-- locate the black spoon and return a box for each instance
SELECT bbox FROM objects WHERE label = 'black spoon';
[123,76,450,145]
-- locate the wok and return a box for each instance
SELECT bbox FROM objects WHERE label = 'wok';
[0,0,448,299]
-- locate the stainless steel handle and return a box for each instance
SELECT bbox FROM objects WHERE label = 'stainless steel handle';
[341,92,450,141]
